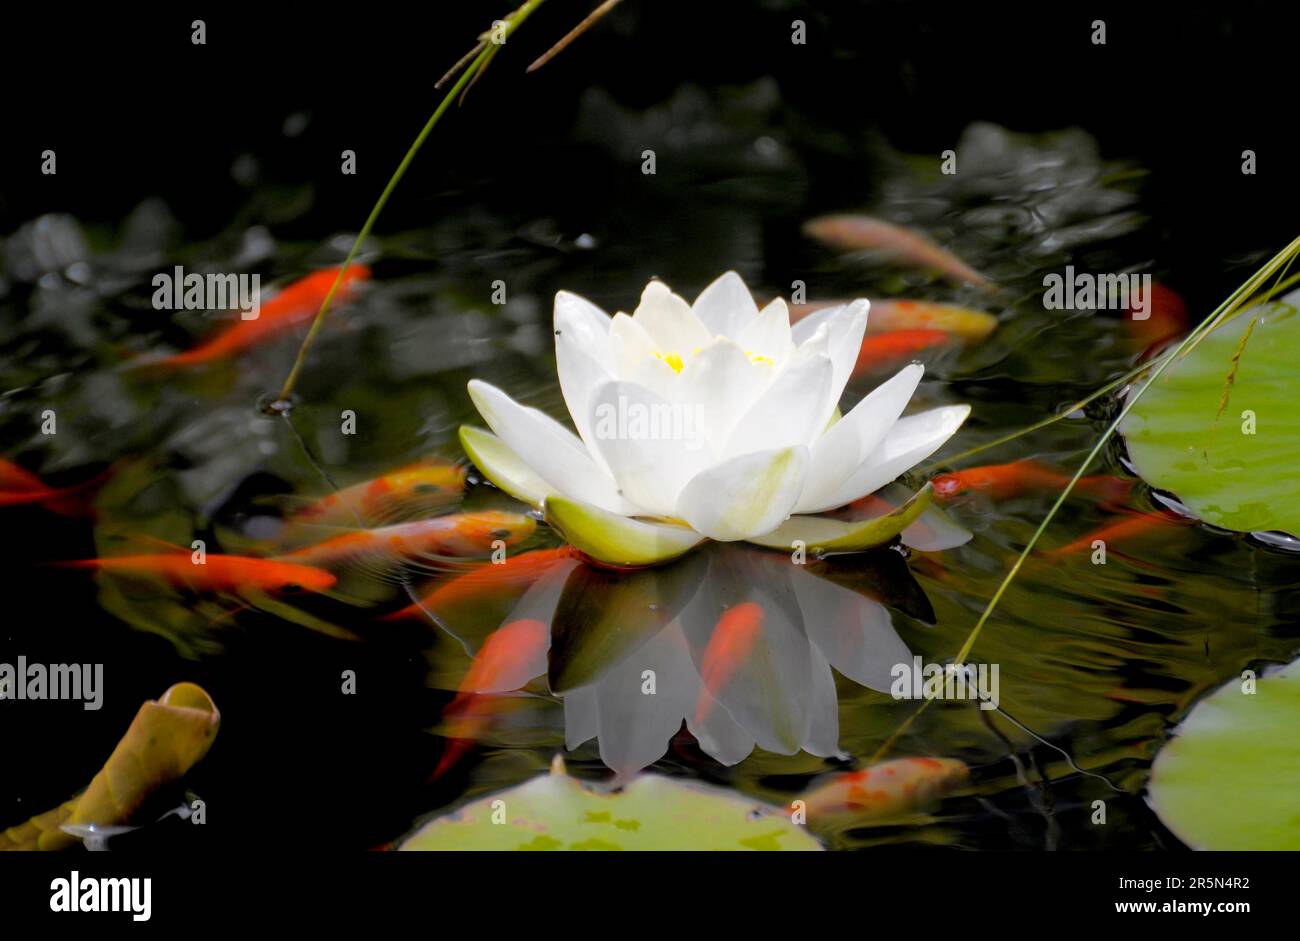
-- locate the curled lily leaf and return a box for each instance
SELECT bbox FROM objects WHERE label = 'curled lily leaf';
[747,484,933,553]
[543,496,705,567]
[1,682,220,851]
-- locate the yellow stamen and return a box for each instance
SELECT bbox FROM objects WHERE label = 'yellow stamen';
[651,346,773,373]
[654,351,685,373]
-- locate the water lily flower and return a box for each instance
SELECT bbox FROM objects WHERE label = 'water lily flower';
[461,272,969,565]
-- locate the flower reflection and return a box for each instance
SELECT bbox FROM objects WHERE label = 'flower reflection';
[428,535,941,778]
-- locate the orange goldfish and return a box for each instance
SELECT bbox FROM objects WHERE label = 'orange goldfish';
[1125,281,1188,350]
[145,264,371,368]
[802,215,995,292]
[932,460,1132,505]
[802,757,969,824]
[282,510,535,568]
[383,546,579,622]
[852,329,952,376]
[1049,510,1187,558]
[54,552,337,595]
[791,299,998,342]
[862,299,998,341]
[430,617,551,780]
[0,459,111,517]
[693,601,764,725]
[288,460,466,527]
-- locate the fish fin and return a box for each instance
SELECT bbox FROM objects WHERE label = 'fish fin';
[38,465,117,518]
[241,589,361,642]
[124,533,196,554]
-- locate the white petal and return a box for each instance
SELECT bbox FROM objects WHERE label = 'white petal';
[555,291,614,458]
[458,425,553,507]
[467,380,636,515]
[821,299,869,409]
[632,281,712,353]
[586,380,712,515]
[795,364,924,513]
[803,404,970,512]
[554,291,612,356]
[676,446,809,541]
[791,302,848,345]
[737,297,794,361]
[677,337,774,454]
[609,312,679,400]
[722,354,833,460]
[692,271,758,338]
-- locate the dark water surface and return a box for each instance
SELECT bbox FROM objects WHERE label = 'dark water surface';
[2,3,1298,852]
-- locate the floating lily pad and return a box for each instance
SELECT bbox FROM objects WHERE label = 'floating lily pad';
[1147,658,1300,850]
[1121,292,1300,535]
[401,756,822,851]
[747,484,932,552]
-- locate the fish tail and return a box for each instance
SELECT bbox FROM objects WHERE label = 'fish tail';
[38,465,117,518]
[43,559,101,570]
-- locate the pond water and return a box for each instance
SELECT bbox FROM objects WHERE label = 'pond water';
[3,6,1297,853]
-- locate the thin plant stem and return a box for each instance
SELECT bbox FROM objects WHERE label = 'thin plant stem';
[273,0,547,406]
[919,265,1300,472]
[527,0,624,72]
[872,236,1300,763]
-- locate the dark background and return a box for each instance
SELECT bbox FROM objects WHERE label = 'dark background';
[3,1,1295,251]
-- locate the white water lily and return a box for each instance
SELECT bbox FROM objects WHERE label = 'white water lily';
[461,272,969,565]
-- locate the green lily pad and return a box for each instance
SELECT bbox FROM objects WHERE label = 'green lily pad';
[400,756,822,851]
[1147,657,1300,849]
[544,497,705,566]
[1120,292,1300,534]
[459,425,551,508]
[746,484,933,552]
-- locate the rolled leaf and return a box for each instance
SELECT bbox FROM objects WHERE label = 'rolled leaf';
[1,682,220,851]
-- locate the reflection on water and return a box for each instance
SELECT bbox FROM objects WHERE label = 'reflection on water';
[452,543,921,777]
